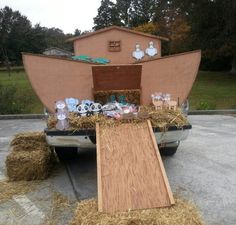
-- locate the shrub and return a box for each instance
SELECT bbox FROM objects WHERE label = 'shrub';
[0,84,33,114]
[196,101,216,110]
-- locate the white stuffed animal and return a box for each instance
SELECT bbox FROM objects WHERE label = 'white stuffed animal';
[90,103,103,115]
[65,98,79,112]
[56,111,69,130]
[55,100,67,112]
[76,103,91,117]
[55,100,69,130]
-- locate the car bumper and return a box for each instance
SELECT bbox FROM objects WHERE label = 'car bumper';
[45,125,191,148]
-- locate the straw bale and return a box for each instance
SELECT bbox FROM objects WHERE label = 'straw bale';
[12,143,50,152]
[47,116,57,129]
[6,149,51,181]
[47,107,188,131]
[94,89,141,105]
[10,132,46,146]
[6,132,56,181]
[70,197,205,225]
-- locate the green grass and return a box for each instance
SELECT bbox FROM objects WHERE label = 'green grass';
[0,66,24,71]
[189,71,236,110]
[0,70,236,114]
[0,70,43,114]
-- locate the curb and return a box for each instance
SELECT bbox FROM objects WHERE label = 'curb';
[188,110,236,115]
[0,110,236,120]
[0,114,45,120]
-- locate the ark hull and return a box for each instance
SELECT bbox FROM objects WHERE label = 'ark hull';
[23,51,201,112]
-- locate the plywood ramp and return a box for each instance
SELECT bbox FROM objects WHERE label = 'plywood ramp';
[96,120,174,213]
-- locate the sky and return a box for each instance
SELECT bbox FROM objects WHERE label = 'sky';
[0,0,106,34]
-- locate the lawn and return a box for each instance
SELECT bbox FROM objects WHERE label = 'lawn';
[189,71,236,110]
[0,70,43,114]
[0,70,236,114]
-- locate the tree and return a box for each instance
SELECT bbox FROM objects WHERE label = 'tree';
[93,0,122,30]
[93,0,161,29]
[168,16,191,54]
[133,22,156,35]
[130,0,158,27]
[149,0,191,55]
[26,24,48,54]
[179,0,236,71]
[74,29,81,36]
[116,0,132,27]
[0,6,73,65]
[0,6,32,64]
[45,27,67,48]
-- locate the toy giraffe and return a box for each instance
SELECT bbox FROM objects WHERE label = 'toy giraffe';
[152,98,163,110]
[166,100,177,110]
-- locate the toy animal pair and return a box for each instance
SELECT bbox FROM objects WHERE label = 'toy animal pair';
[57,98,103,116]
[77,102,102,117]
[151,92,177,110]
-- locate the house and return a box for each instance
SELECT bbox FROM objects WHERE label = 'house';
[43,47,73,57]
[66,26,169,64]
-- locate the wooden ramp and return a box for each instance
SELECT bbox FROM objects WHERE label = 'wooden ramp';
[96,120,175,213]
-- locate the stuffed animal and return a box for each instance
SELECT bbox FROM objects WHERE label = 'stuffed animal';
[76,103,92,117]
[65,98,79,112]
[56,111,69,130]
[166,100,177,110]
[55,100,67,112]
[110,95,116,103]
[102,103,117,111]
[81,99,94,106]
[55,100,69,130]
[151,93,163,110]
[152,99,163,110]
[103,111,121,119]
[118,95,128,105]
[90,103,103,115]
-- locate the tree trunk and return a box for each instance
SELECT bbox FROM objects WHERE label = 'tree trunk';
[231,55,236,74]
[4,60,11,76]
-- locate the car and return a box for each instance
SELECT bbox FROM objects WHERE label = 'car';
[45,100,191,158]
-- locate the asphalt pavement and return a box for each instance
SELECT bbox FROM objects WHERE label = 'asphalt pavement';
[0,119,77,225]
[0,115,236,225]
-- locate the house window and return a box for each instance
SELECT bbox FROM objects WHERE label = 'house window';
[108,41,121,52]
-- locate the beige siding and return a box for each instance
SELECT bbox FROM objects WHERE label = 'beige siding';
[73,29,161,64]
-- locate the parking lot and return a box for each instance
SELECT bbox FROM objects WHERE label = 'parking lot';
[0,115,236,225]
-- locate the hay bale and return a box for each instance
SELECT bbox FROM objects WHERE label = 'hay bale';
[47,116,57,129]
[6,132,56,181]
[6,149,51,181]
[10,132,46,146]
[94,89,141,105]
[70,198,205,225]
[47,107,189,131]
[12,143,50,152]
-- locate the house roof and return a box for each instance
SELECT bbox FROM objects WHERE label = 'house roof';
[66,26,169,42]
[43,47,72,54]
